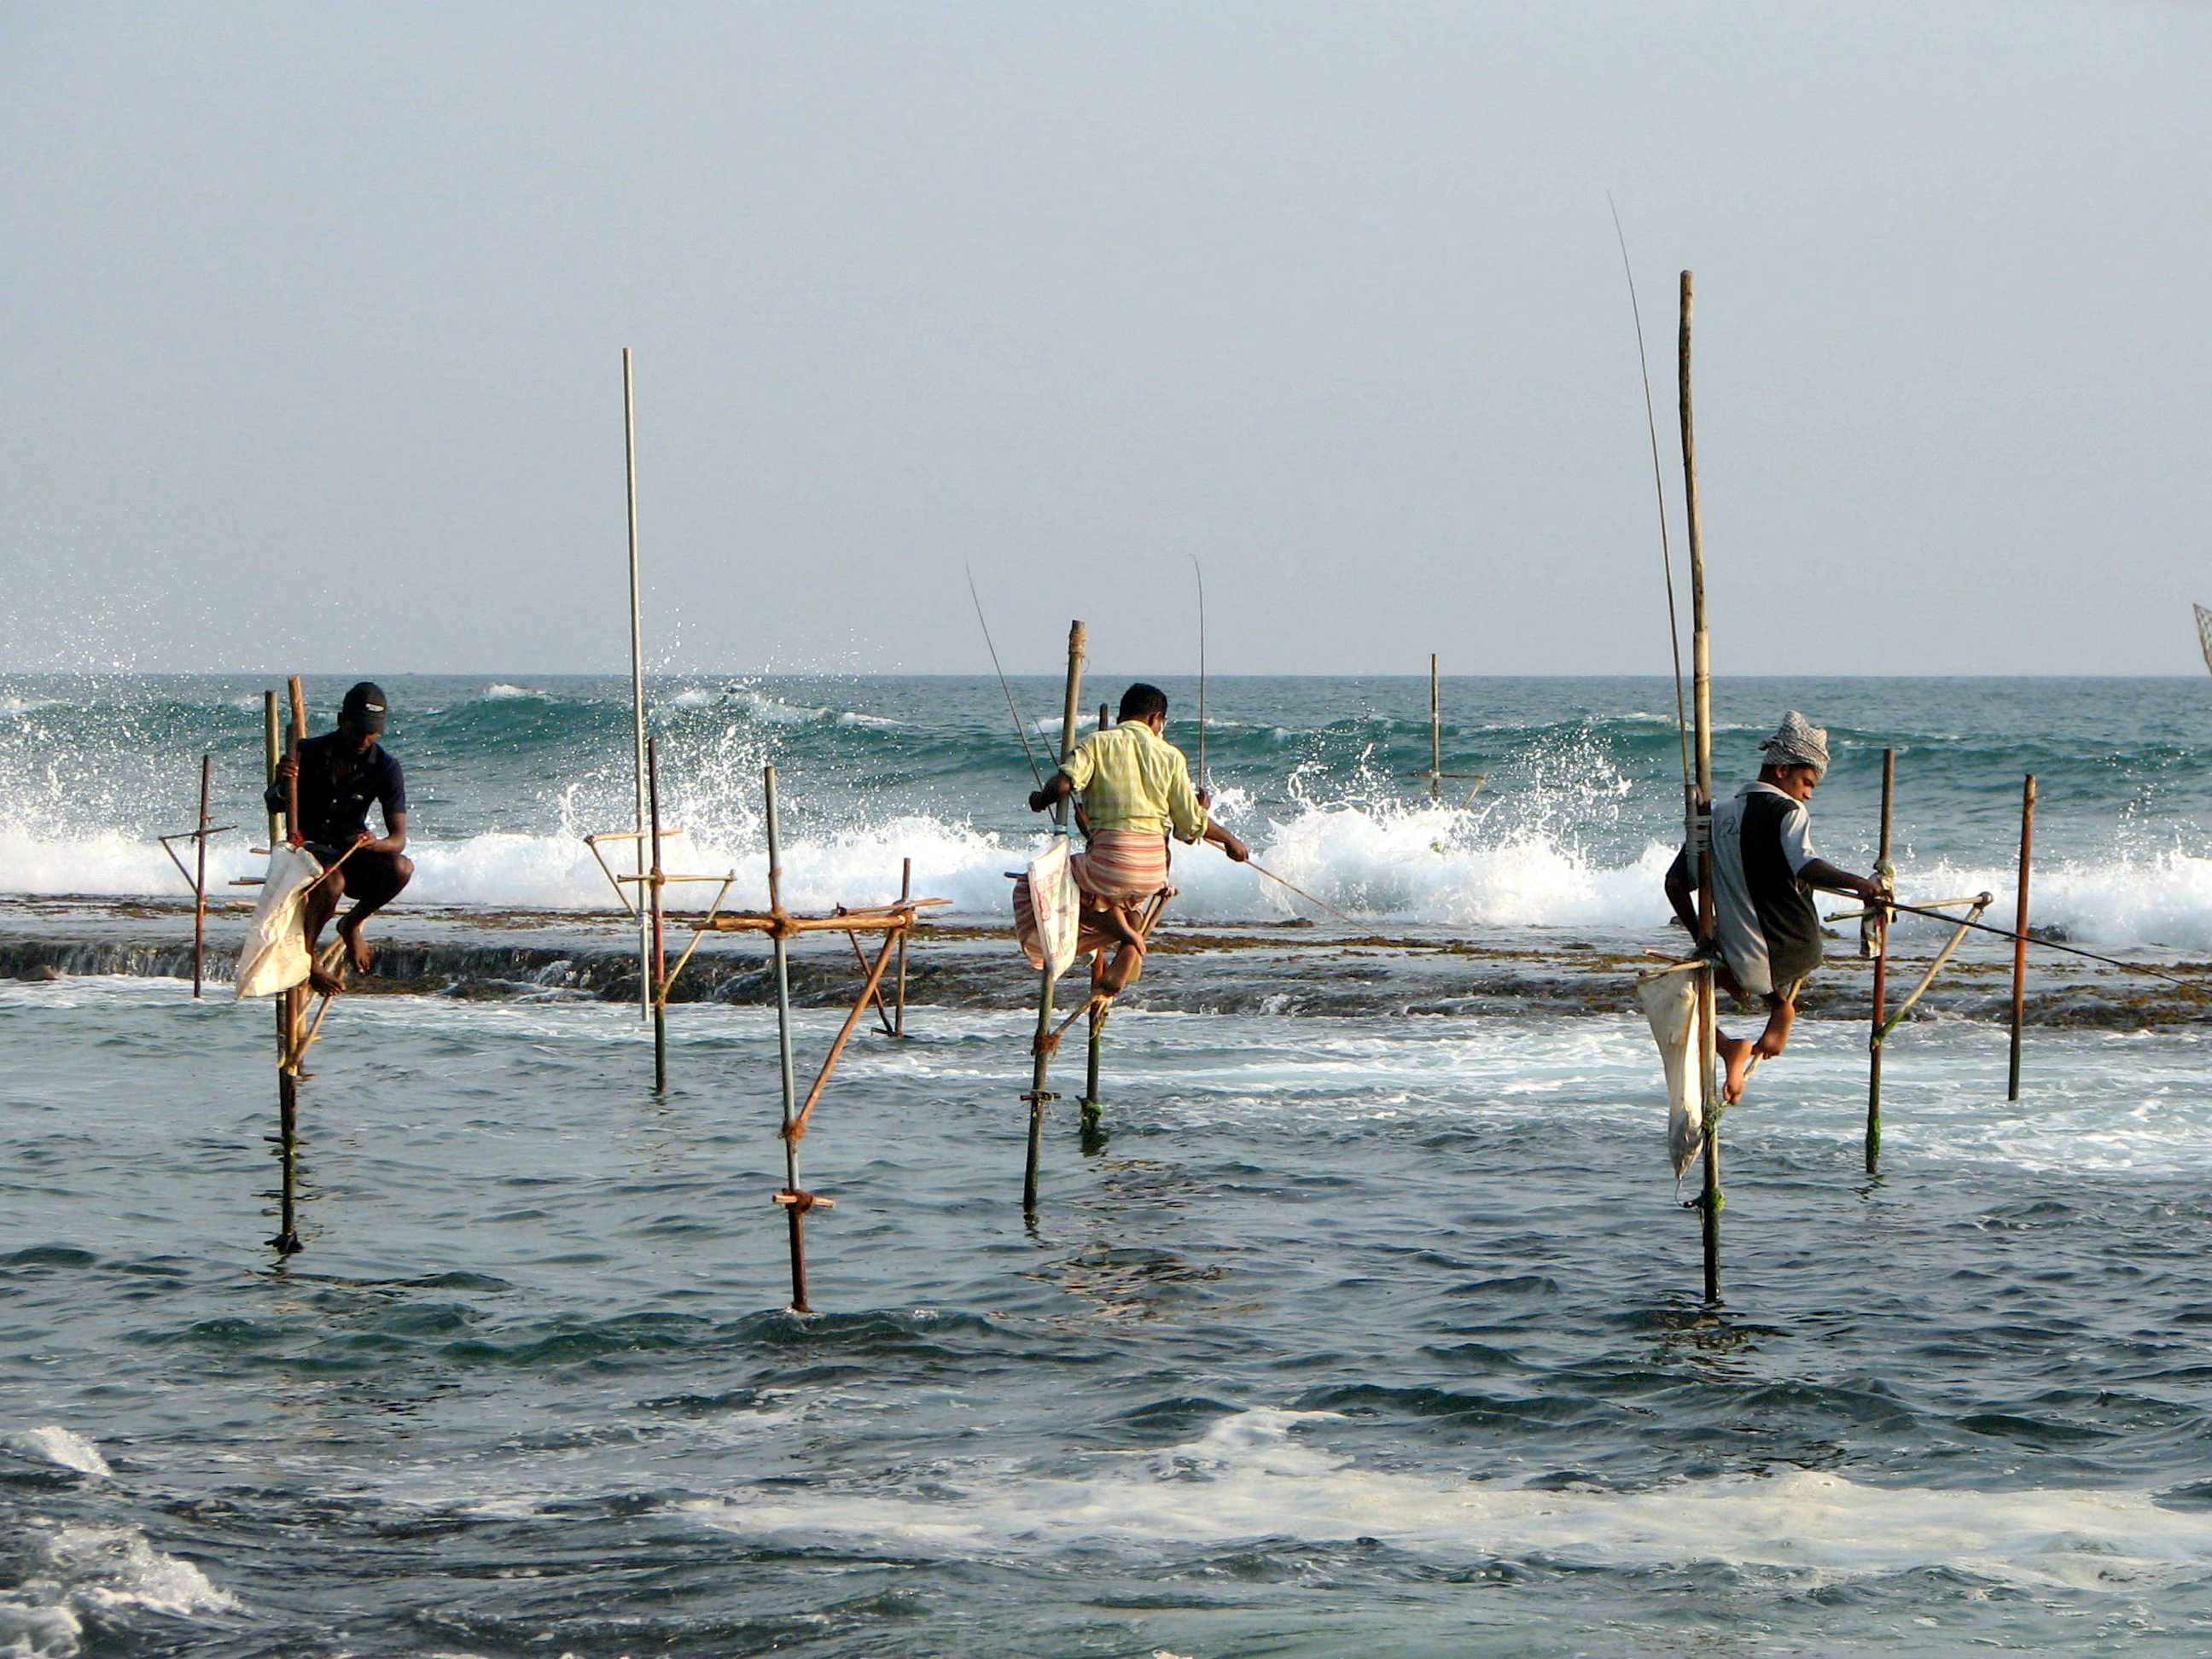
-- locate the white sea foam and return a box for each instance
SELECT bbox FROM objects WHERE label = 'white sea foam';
[38,1523,239,1617]
[12,802,2212,952]
[684,1406,2212,1590]
[483,683,546,701]
[4,1428,111,1479]
[0,1522,239,1656]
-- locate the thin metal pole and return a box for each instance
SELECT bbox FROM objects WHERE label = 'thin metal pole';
[1024,621,1086,1214]
[2008,774,2036,1101]
[192,752,212,998]
[894,857,911,1038]
[1680,271,1720,1305]
[649,736,668,1093]
[624,348,651,1023]
[1429,654,1442,802]
[1866,748,1895,1173]
[765,766,807,1311]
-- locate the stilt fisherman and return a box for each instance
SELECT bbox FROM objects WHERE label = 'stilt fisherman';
[1024,682,1249,993]
[1664,711,1887,1102]
[267,681,414,994]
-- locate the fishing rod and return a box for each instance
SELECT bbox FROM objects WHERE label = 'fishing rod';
[1836,896,2206,991]
[1608,195,1693,807]
[964,562,1045,789]
[1243,857,1358,926]
[1191,555,1208,790]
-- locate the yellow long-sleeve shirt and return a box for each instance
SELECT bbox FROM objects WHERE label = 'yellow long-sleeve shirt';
[1060,721,1209,840]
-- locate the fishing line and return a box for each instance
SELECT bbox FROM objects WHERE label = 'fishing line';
[1243,857,1359,926]
[1191,555,1209,789]
[1608,194,1692,801]
[964,562,1045,789]
[1881,898,2207,991]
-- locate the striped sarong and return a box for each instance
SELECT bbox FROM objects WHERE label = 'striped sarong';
[1071,830,1170,909]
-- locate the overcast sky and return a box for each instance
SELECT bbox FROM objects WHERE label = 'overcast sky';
[2,3,2206,677]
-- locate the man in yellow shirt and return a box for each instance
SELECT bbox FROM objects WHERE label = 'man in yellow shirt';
[1027,683,1250,991]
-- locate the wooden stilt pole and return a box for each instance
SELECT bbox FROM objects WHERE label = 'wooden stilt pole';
[262,691,281,847]
[1429,654,1442,803]
[1023,621,1086,1215]
[191,752,212,998]
[649,736,668,1092]
[2008,774,2036,1101]
[894,857,911,1039]
[764,766,808,1311]
[623,348,652,1025]
[1679,272,1721,1305]
[1866,748,1895,1173]
[273,677,308,1255]
[1078,701,1111,1120]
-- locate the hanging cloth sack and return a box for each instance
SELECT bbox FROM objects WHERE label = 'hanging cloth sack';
[235,845,324,998]
[1010,835,1080,975]
[1638,965,1704,1178]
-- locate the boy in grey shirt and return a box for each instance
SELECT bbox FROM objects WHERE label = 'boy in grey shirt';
[1665,712,1887,1102]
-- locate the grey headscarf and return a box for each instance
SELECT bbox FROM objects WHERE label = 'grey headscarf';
[1759,710,1830,777]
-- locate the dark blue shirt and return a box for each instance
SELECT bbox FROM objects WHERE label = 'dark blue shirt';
[265,732,406,845]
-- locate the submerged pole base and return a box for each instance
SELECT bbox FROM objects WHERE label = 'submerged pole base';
[772,1190,833,1314]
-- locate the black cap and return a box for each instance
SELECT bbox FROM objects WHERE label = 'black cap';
[340,682,389,734]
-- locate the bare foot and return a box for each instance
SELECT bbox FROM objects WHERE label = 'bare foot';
[308,963,345,998]
[337,919,374,975]
[1754,998,1796,1059]
[1719,1034,1755,1103]
[1099,940,1146,995]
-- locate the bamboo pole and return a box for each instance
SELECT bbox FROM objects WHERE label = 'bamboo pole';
[765,765,808,1311]
[191,753,212,998]
[1679,271,1721,1304]
[1023,621,1086,1214]
[649,736,668,1092]
[2009,774,2036,1101]
[623,348,652,1024]
[894,857,911,1039]
[1866,748,1895,1173]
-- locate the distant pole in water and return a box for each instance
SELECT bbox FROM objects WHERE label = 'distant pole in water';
[894,856,911,1039]
[1024,621,1086,1215]
[192,754,212,997]
[2009,774,2037,1102]
[623,348,652,1025]
[1429,655,1442,803]
[1866,748,1895,1173]
[1679,271,1721,1304]
[648,736,668,1094]
[764,765,809,1311]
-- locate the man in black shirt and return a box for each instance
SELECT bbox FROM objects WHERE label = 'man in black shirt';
[267,681,412,993]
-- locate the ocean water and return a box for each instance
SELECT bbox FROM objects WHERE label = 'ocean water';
[7,674,2212,1655]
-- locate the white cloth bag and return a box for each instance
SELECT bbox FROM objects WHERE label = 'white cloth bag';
[1638,967,1704,1178]
[1016,837,1081,975]
[235,845,323,998]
